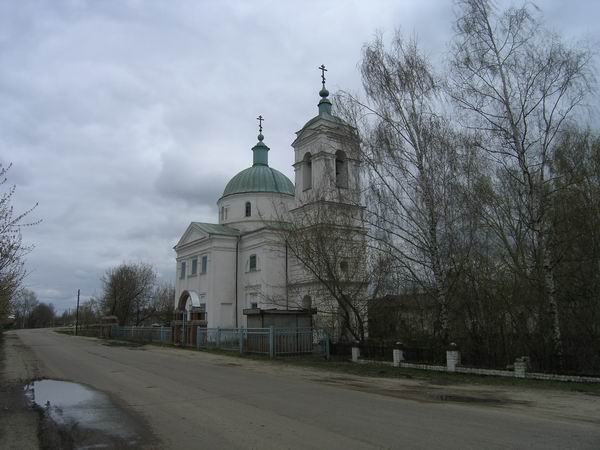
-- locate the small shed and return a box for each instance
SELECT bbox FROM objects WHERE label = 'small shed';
[243,308,316,329]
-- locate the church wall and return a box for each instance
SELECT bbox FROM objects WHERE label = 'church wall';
[175,236,237,328]
[174,239,211,310]
[237,228,288,327]
[217,192,294,233]
[208,245,237,328]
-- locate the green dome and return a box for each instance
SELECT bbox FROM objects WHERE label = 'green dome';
[222,165,294,198]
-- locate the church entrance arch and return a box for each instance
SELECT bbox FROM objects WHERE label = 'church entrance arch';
[174,290,206,346]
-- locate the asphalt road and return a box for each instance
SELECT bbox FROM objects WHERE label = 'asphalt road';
[11,329,600,449]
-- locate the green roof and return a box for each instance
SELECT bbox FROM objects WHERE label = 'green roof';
[299,111,346,132]
[191,222,240,236]
[221,132,295,199]
[297,86,348,133]
[222,164,294,198]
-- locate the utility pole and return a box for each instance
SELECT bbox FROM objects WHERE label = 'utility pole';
[75,289,80,336]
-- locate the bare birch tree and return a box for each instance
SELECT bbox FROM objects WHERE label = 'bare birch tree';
[337,33,479,345]
[449,0,594,364]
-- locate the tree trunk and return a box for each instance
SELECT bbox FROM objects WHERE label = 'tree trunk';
[542,245,563,366]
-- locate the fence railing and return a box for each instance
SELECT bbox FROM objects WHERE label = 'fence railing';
[111,325,172,344]
[196,327,329,358]
[330,341,445,365]
[69,324,330,359]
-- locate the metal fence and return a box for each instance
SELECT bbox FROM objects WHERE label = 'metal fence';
[330,341,445,365]
[196,327,329,358]
[64,324,329,359]
[111,325,172,344]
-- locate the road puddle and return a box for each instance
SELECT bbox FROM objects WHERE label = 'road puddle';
[25,379,147,449]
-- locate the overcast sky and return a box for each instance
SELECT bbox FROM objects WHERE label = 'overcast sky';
[2,0,598,312]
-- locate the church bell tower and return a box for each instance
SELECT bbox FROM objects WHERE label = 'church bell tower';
[291,65,361,210]
[287,66,367,339]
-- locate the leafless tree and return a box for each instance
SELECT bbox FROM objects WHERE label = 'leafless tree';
[280,196,369,342]
[151,282,176,325]
[337,33,480,344]
[0,163,39,324]
[449,0,594,363]
[59,299,101,327]
[12,288,39,328]
[100,262,157,326]
[29,302,56,328]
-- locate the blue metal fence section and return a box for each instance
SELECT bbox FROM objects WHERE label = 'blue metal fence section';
[273,327,313,355]
[245,328,271,355]
[111,325,172,344]
[196,328,244,352]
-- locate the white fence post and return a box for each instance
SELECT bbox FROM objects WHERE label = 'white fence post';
[514,357,528,378]
[393,349,404,367]
[351,346,360,362]
[269,326,275,358]
[239,327,244,354]
[446,343,461,372]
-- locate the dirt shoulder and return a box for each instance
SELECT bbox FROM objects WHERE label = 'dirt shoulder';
[0,331,41,450]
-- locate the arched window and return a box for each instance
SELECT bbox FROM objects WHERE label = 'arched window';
[303,152,312,190]
[245,201,251,217]
[335,150,348,188]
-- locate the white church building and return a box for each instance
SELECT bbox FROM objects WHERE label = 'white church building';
[173,71,364,336]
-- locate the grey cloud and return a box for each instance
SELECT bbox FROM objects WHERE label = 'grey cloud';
[155,153,228,208]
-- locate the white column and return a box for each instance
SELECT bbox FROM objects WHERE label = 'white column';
[393,349,404,367]
[446,343,461,372]
[514,357,528,378]
[351,346,360,362]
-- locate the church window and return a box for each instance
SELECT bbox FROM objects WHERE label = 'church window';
[191,257,198,275]
[249,254,257,271]
[335,150,348,188]
[220,206,224,221]
[201,255,208,273]
[303,152,312,190]
[247,292,258,309]
[179,261,186,279]
[245,202,251,217]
